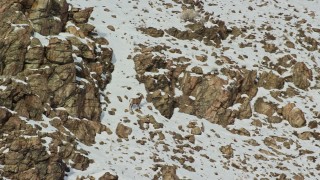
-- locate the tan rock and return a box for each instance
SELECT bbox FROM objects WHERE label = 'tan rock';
[219,144,234,159]
[283,103,306,128]
[138,27,164,37]
[258,71,284,89]
[161,165,179,180]
[254,98,277,117]
[46,38,73,64]
[107,25,115,31]
[99,172,118,180]
[191,126,202,135]
[72,7,94,24]
[292,62,312,89]
[116,123,132,138]
[0,107,12,125]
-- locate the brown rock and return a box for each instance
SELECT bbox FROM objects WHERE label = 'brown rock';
[283,103,306,128]
[116,123,132,138]
[138,27,164,37]
[191,127,202,135]
[99,172,118,180]
[72,7,94,24]
[219,144,234,159]
[254,98,277,117]
[46,38,73,64]
[292,62,312,89]
[161,165,179,180]
[28,0,68,35]
[258,71,284,89]
[107,25,115,31]
[0,107,12,125]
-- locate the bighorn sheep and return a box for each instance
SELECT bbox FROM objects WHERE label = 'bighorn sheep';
[129,94,144,111]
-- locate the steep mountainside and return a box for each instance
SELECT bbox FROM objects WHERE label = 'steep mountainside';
[0,0,319,179]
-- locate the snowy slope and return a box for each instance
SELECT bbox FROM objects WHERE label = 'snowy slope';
[65,0,320,179]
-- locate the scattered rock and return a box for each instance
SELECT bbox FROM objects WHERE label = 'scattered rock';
[107,25,115,31]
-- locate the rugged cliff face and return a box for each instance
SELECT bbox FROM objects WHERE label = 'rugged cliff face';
[1,0,320,179]
[0,0,114,179]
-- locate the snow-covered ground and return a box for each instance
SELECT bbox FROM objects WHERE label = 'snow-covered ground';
[63,0,320,179]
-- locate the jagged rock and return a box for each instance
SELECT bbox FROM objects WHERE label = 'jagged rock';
[0,3,32,75]
[14,95,44,120]
[0,78,31,112]
[161,165,179,180]
[2,137,66,179]
[138,27,164,37]
[64,118,109,145]
[178,72,235,126]
[116,123,132,138]
[27,0,68,35]
[167,21,229,46]
[258,71,284,89]
[0,2,114,179]
[292,62,312,89]
[283,103,306,128]
[146,90,174,119]
[71,7,94,24]
[46,38,74,64]
[25,38,45,69]
[99,172,119,180]
[77,23,95,36]
[66,25,86,38]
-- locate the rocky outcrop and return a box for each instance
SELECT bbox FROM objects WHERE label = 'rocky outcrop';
[0,0,114,179]
[166,21,230,46]
[27,0,69,35]
[2,137,66,179]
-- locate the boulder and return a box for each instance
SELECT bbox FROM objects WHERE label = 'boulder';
[254,98,277,117]
[71,7,94,24]
[116,123,132,138]
[292,62,312,89]
[283,103,306,128]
